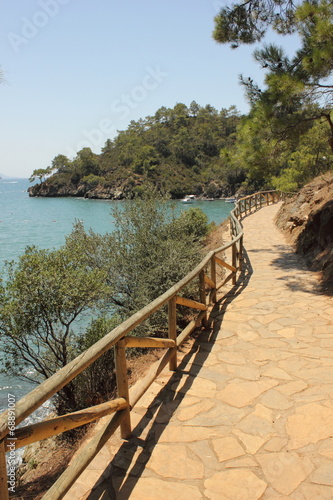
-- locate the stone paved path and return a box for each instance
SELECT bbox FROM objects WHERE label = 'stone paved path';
[64,203,333,500]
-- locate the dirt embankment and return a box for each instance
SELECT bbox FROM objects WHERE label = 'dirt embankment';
[275,172,333,293]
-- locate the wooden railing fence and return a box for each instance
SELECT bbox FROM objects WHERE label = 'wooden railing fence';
[0,190,287,499]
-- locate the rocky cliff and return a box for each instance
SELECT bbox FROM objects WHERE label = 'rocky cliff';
[28,178,233,200]
[276,172,333,292]
[28,180,137,199]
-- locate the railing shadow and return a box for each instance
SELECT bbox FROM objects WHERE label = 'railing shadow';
[84,249,254,500]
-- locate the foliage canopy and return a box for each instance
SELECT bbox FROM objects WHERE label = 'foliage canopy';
[213,0,297,47]
[213,0,333,191]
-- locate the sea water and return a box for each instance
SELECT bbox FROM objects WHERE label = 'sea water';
[0,178,232,421]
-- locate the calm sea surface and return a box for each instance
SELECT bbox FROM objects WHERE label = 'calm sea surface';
[0,178,232,418]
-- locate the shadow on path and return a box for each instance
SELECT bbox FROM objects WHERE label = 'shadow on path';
[246,242,325,296]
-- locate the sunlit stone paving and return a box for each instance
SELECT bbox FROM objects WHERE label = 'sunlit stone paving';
[63,203,333,500]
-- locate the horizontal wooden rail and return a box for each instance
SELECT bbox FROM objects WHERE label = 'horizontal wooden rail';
[124,337,176,348]
[41,409,127,500]
[5,399,128,450]
[0,189,284,500]
[175,295,207,310]
[176,310,207,347]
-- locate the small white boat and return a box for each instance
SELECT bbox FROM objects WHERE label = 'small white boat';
[180,194,196,203]
[225,197,237,203]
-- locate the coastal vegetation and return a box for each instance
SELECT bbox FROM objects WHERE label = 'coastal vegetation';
[213,0,333,192]
[0,194,210,415]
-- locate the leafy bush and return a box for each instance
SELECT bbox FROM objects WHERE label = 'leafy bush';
[63,316,119,413]
[175,207,209,241]
[0,244,110,413]
[0,194,210,415]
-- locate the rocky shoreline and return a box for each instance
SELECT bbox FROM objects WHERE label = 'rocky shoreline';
[28,181,131,200]
[27,178,234,200]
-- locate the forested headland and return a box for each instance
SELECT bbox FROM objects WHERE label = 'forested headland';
[28,91,332,199]
[28,103,244,200]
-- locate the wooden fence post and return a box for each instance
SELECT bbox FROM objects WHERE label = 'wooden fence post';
[210,255,217,303]
[199,271,208,327]
[238,236,243,273]
[114,340,131,439]
[168,297,177,371]
[232,243,237,285]
[0,440,8,500]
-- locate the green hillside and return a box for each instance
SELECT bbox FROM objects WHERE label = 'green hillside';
[28,102,243,199]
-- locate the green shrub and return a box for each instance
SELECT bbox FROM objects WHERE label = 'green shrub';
[175,207,209,241]
[0,194,210,415]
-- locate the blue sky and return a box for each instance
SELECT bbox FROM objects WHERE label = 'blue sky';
[0,0,300,178]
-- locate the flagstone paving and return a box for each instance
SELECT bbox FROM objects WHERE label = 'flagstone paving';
[63,202,333,500]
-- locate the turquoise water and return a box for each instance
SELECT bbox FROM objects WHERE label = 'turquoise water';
[0,179,232,267]
[0,178,232,416]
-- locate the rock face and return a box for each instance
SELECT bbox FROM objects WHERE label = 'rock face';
[28,181,133,199]
[276,172,333,291]
[28,178,233,200]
